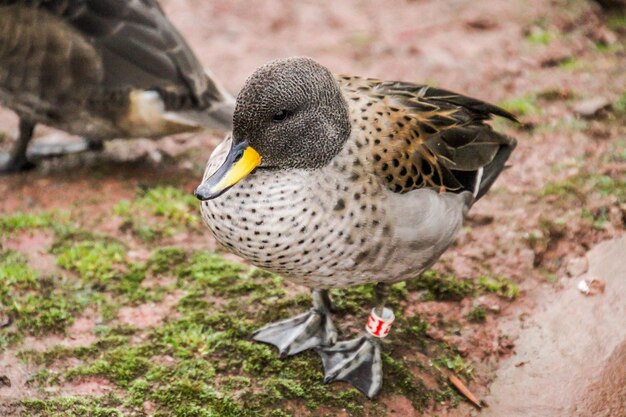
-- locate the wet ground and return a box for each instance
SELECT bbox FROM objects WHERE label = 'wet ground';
[0,0,625,416]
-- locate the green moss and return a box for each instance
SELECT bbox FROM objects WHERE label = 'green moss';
[407,270,474,301]
[467,306,487,323]
[20,395,125,417]
[477,276,519,300]
[614,92,626,117]
[54,240,125,284]
[536,87,578,102]
[541,172,625,203]
[498,96,541,117]
[12,244,471,416]
[0,251,82,337]
[382,354,431,411]
[115,186,199,241]
[67,346,152,387]
[0,211,54,234]
[525,25,555,45]
[582,207,610,230]
[607,14,626,31]
[148,247,189,274]
[434,354,474,380]
[557,56,581,70]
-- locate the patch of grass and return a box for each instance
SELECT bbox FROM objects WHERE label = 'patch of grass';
[606,14,626,31]
[19,395,126,417]
[557,56,582,70]
[53,236,155,303]
[477,276,519,300]
[55,240,125,284]
[148,247,189,274]
[614,91,626,117]
[407,270,474,301]
[594,42,622,54]
[67,346,152,387]
[16,247,465,416]
[12,245,482,416]
[0,251,83,338]
[525,25,556,45]
[467,306,487,322]
[0,211,55,234]
[541,172,625,203]
[434,354,474,380]
[536,87,578,102]
[499,96,541,117]
[114,186,199,241]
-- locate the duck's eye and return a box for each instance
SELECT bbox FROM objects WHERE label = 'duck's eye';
[272,110,290,122]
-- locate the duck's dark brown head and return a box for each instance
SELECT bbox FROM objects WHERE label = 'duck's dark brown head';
[195,57,351,200]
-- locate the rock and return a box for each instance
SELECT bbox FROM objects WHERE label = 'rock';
[573,98,611,118]
[567,256,589,277]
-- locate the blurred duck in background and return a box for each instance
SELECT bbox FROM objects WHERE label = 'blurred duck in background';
[0,0,234,173]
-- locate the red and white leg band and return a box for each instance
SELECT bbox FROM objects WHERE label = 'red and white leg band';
[365,307,395,338]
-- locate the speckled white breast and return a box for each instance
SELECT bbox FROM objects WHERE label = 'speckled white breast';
[199,136,468,289]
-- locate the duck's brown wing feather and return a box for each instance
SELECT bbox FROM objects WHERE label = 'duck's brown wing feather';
[340,76,517,200]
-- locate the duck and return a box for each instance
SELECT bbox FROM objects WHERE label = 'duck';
[194,57,517,398]
[0,0,234,173]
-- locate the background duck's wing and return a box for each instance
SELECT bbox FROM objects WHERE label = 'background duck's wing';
[37,0,227,109]
[341,77,517,200]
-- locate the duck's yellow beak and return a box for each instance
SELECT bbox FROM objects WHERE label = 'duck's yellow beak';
[194,141,261,200]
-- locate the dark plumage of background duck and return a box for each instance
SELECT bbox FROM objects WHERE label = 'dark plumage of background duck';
[0,0,234,173]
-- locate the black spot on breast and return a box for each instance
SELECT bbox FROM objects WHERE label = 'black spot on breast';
[392,158,400,167]
[354,250,370,264]
[400,167,407,176]
[334,198,346,211]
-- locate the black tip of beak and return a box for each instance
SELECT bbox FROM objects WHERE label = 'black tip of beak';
[194,185,212,201]
[194,183,231,201]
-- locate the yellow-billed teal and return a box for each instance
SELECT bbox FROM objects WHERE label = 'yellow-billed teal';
[0,0,234,173]
[195,57,517,398]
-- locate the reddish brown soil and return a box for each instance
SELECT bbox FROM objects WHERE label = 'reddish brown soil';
[0,0,624,416]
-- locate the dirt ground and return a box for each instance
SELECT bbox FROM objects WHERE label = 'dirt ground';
[0,0,625,416]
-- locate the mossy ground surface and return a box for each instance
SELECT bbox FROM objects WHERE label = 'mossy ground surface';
[2,211,492,416]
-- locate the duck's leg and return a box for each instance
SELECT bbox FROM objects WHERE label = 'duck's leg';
[252,289,337,358]
[317,282,394,399]
[0,118,35,173]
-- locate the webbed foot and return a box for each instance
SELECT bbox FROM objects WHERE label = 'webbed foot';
[252,289,337,357]
[317,334,383,399]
